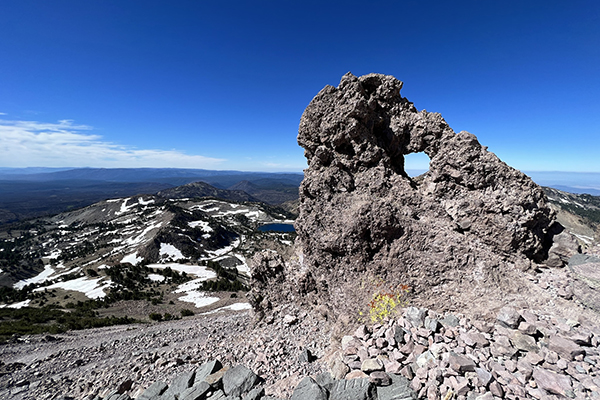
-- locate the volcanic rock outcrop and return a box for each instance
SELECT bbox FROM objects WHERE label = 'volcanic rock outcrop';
[267,73,576,317]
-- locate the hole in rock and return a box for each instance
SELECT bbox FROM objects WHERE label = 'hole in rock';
[404,152,431,178]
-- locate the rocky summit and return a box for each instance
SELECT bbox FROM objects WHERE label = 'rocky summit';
[265,72,578,317]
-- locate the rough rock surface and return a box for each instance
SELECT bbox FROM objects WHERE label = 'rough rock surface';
[285,72,570,317]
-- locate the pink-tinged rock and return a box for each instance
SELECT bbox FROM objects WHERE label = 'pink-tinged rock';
[413,344,427,356]
[567,330,592,346]
[475,367,493,388]
[490,335,518,358]
[361,358,384,373]
[510,330,539,353]
[507,383,527,397]
[404,352,417,364]
[369,371,391,386]
[400,365,414,379]
[357,348,369,362]
[375,337,388,349]
[426,384,439,400]
[556,358,568,370]
[533,367,572,396]
[448,353,476,373]
[524,351,544,365]
[518,321,538,335]
[460,331,489,348]
[415,367,428,380]
[452,377,470,396]
[471,320,494,333]
[355,325,370,340]
[368,347,381,358]
[489,381,504,397]
[548,335,585,361]
[384,360,403,374]
[391,349,404,362]
[527,388,546,399]
[517,359,533,380]
[348,360,362,370]
[496,306,522,329]
[504,359,517,373]
[521,310,538,323]
[345,370,368,380]
[399,339,415,354]
[410,376,422,392]
[428,367,443,384]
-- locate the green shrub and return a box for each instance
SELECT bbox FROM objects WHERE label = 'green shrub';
[149,313,163,321]
[180,309,194,317]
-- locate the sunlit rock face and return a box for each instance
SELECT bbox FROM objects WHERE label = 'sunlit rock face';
[293,72,561,315]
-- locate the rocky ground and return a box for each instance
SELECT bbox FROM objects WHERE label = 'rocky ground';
[0,303,330,400]
[1,246,600,399]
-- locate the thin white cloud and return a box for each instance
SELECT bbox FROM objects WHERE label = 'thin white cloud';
[0,112,7,115]
[0,118,225,168]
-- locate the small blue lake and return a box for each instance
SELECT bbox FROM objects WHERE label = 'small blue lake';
[257,223,296,232]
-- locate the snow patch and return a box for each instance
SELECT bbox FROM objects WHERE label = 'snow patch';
[160,243,185,260]
[202,302,252,314]
[14,265,55,289]
[148,274,165,282]
[177,292,219,308]
[148,263,216,279]
[188,220,213,232]
[233,254,251,276]
[203,238,240,259]
[121,252,143,266]
[138,197,155,206]
[47,250,62,259]
[0,300,31,309]
[573,233,594,245]
[125,221,163,246]
[33,277,112,299]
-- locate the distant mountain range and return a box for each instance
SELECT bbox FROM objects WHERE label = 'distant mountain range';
[1,167,598,225]
[0,168,303,225]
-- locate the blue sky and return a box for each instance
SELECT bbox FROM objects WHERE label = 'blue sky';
[1,0,599,173]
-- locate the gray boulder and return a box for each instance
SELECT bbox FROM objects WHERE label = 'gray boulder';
[289,377,328,400]
[222,365,259,398]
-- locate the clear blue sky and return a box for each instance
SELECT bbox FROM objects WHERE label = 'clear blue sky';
[1,0,598,173]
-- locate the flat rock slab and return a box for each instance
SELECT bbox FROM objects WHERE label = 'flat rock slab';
[568,254,600,266]
[194,360,223,386]
[376,373,416,400]
[138,381,168,400]
[548,335,585,361]
[532,367,573,397]
[330,378,377,400]
[179,381,210,400]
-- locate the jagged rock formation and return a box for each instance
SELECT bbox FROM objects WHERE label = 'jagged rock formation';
[281,72,577,317]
